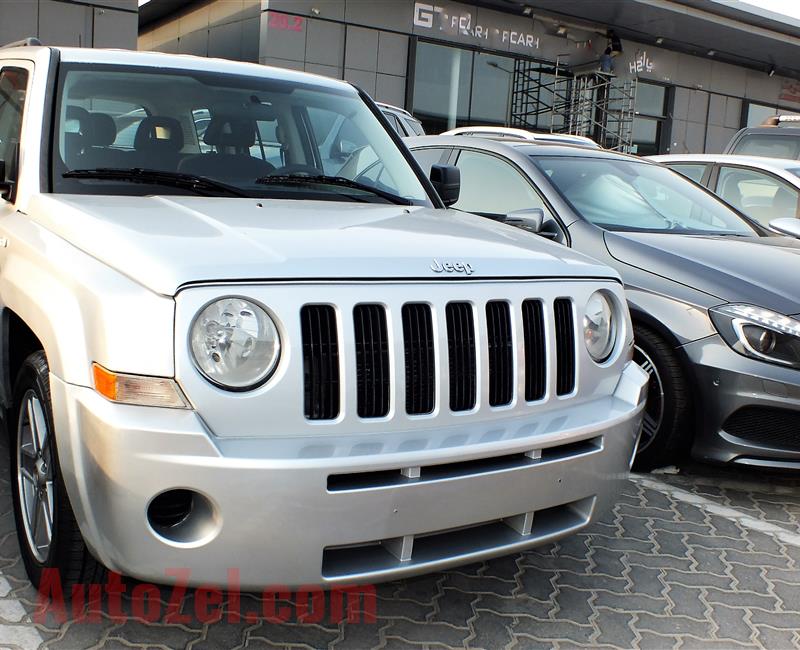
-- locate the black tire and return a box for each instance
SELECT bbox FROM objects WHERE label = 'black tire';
[10,350,104,590]
[632,325,692,471]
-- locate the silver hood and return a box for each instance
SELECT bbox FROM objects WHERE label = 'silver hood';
[31,195,616,295]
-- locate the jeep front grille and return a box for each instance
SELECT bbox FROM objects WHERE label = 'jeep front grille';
[402,303,435,415]
[486,301,513,407]
[522,299,546,401]
[554,298,576,396]
[446,302,477,412]
[353,304,390,418]
[301,305,340,420]
[300,295,580,421]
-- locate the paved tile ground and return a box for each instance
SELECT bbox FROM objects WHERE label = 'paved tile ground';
[2,447,800,648]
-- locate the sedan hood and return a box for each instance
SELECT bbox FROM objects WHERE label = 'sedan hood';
[31,194,614,295]
[605,231,800,315]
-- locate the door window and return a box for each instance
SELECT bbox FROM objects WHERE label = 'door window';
[0,67,29,195]
[412,147,449,176]
[452,149,543,216]
[382,111,405,136]
[716,166,800,225]
[667,163,708,184]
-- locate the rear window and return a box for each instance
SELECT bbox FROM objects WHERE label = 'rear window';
[731,133,800,159]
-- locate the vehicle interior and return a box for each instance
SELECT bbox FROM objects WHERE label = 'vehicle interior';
[52,65,427,204]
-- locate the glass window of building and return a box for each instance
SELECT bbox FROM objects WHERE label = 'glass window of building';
[470,53,514,126]
[411,41,553,135]
[744,102,800,127]
[632,82,668,156]
[412,41,473,134]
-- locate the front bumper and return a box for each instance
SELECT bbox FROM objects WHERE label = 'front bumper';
[685,334,800,467]
[51,362,646,589]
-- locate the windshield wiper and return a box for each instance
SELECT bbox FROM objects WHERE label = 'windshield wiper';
[63,168,250,198]
[255,174,413,206]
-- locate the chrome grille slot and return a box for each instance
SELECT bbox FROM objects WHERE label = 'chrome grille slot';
[446,302,477,412]
[540,436,602,461]
[402,303,435,415]
[486,301,513,407]
[321,496,594,579]
[353,304,390,418]
[326,436,603,491]
[554,298,576,396]
[522,299,547,402]
[301,305,340,420]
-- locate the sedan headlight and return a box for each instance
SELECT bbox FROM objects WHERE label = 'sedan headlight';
[710,304,800,368]
[583,291,617,363]
[190,297,280,390]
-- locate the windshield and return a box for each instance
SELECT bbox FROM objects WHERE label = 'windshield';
[534,156,757,235]
[51,64,430,205]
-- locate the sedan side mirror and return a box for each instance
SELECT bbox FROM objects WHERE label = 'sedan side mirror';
[769,217,800,239]
[430,164,460,206]
[504,208,545,233]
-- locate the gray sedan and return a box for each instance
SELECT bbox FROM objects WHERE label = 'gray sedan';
[408,135,800,469]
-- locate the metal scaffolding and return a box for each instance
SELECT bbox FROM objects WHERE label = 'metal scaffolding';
[509,58,638,153]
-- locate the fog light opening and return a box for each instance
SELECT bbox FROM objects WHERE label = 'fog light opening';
[147,489,219,546]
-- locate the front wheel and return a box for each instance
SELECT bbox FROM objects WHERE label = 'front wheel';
[631,326,692,470]
[10,351,104,589]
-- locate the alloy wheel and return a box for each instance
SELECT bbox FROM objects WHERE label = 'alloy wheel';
[16,390,55,563]
[633,344,665,454]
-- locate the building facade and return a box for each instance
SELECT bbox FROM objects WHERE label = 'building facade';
[0,0,137,50]
[138,0,800,155]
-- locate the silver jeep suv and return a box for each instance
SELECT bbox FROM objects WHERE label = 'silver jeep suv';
[0,44,646,590]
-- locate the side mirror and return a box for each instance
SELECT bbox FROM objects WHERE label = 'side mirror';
[504,208,545,233]
[430,164,460,206]
[0,160,12,201]
[335,139,358,159]
[769,217,800,239]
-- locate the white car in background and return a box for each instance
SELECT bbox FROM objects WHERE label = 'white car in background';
[443,126,600,148]
[651,154,800,228]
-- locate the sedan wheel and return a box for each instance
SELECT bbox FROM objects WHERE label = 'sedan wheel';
[631,325,691,470]
[632,345,665,455]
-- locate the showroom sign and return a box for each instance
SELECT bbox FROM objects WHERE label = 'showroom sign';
[629,50,655,74]
[413,2,540,51]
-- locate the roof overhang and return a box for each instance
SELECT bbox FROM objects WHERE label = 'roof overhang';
[477,0,800,78]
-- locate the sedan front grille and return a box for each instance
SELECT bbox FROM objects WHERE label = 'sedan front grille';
[300,295,582,421]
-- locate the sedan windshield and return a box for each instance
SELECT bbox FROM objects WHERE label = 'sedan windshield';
[51,64,430,205]
[534,156,757,235]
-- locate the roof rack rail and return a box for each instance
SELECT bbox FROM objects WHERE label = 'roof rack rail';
[761,115,800,127]
[1,37,43,49]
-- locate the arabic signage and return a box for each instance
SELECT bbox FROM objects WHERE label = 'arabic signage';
[629,50,654,74]
[413,2,540,52]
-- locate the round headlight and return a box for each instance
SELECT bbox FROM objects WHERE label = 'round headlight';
[583,291,616,363]
[190,297,280,390]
